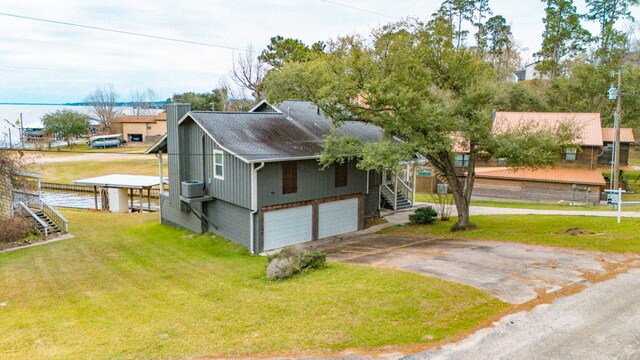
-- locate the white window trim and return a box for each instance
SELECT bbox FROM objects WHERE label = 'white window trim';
[214,149,224,180]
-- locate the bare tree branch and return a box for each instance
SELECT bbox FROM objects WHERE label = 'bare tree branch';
[84,85,123,131]
[231,45,266,101]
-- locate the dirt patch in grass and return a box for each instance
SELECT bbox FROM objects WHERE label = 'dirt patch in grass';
[364,217,389,229]
[564,227,595,236]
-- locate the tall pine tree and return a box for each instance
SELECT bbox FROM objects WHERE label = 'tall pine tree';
[536,0,591,78]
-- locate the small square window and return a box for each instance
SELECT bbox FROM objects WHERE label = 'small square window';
[497,157,506,166]
[454,154,470,167]
[213,150,224,179]
[565,148,577,161]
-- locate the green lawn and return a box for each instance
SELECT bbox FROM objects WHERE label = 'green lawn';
[416,193,640,212]
[23,158,166,184]
[0,210,506,359]
[44,143,150,153]
[379,215,640,253]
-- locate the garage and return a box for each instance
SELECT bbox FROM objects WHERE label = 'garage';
[263,205,313,251]
[318,198,359,239]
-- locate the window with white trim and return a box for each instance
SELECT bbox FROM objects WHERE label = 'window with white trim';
[214,150,224,179]
[564,148,577,161]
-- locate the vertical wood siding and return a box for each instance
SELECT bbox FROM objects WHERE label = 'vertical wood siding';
[205,200,251,247]
[180,119,251,209]
[257,160,369,208]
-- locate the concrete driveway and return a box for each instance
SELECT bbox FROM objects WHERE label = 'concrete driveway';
[311,234,634,304]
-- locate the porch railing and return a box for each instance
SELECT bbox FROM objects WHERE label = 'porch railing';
[17,201,49,237]
[43,201,69,233]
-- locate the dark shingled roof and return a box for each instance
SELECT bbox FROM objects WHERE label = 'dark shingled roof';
[186,100,383,163]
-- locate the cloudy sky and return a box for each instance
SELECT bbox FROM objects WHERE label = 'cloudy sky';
[1,1,638,103]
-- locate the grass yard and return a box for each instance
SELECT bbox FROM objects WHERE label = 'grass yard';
[23,157,166,183]
[379,215,640,253]
[415,193,640,212]
[44,143,150,153]
[0,210,506,359]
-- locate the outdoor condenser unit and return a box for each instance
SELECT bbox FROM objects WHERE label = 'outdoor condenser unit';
[181,180,204,198]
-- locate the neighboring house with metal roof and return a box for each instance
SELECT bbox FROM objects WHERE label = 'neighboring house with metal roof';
[452,111,636,204]
[108,112,167,143]
[147,101,384,253]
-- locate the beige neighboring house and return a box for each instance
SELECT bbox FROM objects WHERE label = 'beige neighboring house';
[108,112,167,143]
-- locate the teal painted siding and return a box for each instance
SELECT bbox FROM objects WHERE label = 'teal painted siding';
[257,160,369,208]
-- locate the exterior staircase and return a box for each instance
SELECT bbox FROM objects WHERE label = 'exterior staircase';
[381,182,413,211]
[14,201,69,238]
[30,209,64,236]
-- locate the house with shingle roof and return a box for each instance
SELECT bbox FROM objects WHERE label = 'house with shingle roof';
[146,101,385,253]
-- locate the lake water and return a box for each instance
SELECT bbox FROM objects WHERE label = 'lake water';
[42,190,160,210]
[0,104,162,147]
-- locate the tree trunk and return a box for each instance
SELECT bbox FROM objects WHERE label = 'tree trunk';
[432,151,477,231]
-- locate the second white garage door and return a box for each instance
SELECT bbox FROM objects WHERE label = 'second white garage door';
[318,198,359,239]
[263,205,313,251]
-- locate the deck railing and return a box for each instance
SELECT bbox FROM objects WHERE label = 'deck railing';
[17,201,48,237]
[42,201,69,233]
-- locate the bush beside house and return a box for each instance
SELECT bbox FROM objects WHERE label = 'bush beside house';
[266,248,327,280]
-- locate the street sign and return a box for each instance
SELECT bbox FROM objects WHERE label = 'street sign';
[605,188,627,224]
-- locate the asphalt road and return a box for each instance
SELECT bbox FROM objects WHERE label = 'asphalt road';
[407,269,640,360]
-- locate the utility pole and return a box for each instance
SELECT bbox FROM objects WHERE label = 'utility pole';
[612,70,623,190]
[19,113,24,148]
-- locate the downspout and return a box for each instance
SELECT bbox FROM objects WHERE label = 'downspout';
[250,162,265,254]
[366,170,370,195]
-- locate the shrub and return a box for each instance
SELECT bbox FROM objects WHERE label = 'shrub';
[298,251,326,270]
[0,217,32,243]
[266,248,327,281]
[266,257,299,281]
[409,206,438,225]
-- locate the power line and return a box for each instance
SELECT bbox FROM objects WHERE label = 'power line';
[0,12,254,53]
[316,0,401,20]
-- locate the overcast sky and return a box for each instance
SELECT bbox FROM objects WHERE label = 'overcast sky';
[1,0,638,103]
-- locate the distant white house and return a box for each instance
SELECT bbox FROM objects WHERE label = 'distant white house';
[514,62,548,82]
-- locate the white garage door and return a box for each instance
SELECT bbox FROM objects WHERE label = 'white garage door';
[263,205,313,251]
[318,198,359,239]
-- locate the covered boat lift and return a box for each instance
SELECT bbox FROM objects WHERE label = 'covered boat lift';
[74,174,164,213]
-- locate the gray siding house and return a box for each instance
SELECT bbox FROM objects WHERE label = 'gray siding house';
[147,100,383,253]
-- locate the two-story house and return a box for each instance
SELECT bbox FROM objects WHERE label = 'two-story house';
[147,101,384,253]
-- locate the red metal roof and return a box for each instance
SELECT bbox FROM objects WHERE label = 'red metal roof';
[601,128,635,143]
[474,167,606,186]
[493,112,603,147]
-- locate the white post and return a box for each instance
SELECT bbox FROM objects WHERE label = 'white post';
[412,163,417,207]
[393,173,398,211]
[617,187,622,224]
